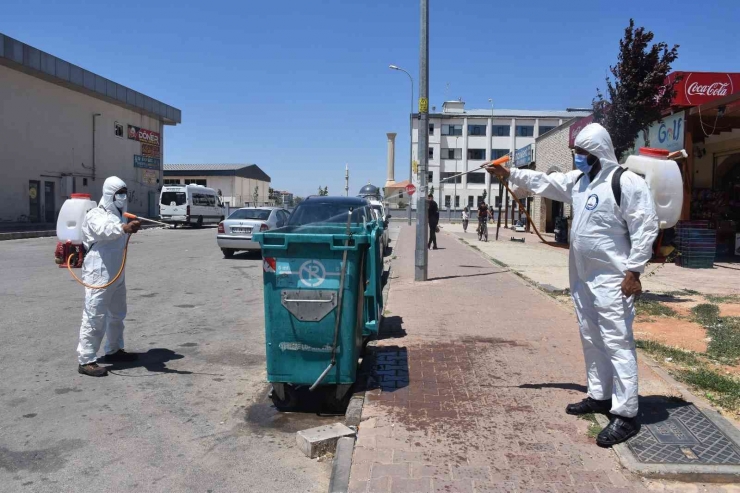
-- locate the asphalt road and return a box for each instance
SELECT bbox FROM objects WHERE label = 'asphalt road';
[0,227,341,492]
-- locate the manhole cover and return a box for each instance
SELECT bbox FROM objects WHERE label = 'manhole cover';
[628,401,740,465]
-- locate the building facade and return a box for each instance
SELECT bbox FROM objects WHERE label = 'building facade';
[163,164,271,209]
[411,101,589,211]
[0,32,181,223]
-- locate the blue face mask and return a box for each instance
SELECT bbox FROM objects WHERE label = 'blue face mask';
[574,154,592,174]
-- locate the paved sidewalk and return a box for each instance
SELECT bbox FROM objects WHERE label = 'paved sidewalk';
[348,226,734,493]
[442,222,740,296]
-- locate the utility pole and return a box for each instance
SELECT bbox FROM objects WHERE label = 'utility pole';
[415,0,429,281]
[345,164,349,197]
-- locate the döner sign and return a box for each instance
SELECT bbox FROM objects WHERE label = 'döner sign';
[128,125,161,146]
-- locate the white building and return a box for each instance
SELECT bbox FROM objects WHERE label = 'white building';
[0,32,181,223]
[163,164,271,209]
[411,101,589,210]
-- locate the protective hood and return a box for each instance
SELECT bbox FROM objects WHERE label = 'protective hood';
[99,176,127,216]
[573,123,620,171]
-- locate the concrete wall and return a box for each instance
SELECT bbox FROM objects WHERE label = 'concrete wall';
[0,64,169,222]
[163,175,270,207]
[532,123,574,232]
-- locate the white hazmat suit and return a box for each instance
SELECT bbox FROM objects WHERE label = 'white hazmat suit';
[508,124,659,418]
[77,177,130,365]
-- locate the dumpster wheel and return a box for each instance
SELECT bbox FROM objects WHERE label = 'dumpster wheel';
[270,383,298,410]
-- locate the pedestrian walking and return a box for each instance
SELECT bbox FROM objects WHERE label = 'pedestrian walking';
[77,177,142,377]
[427,193,439,250]
[462,207,469,232]
[487,123,659,446]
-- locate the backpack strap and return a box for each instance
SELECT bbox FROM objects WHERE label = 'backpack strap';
[575,173,584,184]
[611,167,626,208]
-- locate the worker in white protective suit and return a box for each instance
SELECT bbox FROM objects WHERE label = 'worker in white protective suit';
[77,177,141,377]
[487,123,658,446]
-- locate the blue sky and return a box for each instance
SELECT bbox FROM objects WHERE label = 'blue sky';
[3,0,739,197]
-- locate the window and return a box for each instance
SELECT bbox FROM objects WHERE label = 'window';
[467,172,486,184]
[442,148,462,160]
[454,196,460,208]
[429,123,435,135]
[468,196,474,208]
[467,149,486,160]
[444,195,451,208]
[428,171,434,183]
[468,125,486,136]
[163,179,181,186]
[114,122,124,138]
[161,191,186,206]
[516,125,535,137]
[192,193,217,207]
[492,149,509,160]
[440,172,461,184]
[83,178,88,186]
[441,124,462,136]
[428,147,434,159]
[185,179,207,186]
[495,196,502,208]
[492,125,510,136]
[228,209,271,220]
[539,125,556,135]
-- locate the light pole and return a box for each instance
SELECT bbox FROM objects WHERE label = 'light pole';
[487,98,494,220]
[389,64,414,226]
[415,0,429,281]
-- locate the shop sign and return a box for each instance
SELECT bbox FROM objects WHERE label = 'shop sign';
[624,111,685,159]
[128,125,161,146]
[141,143,160,157]
[568,115,594,147]
[134,155,160,170]
[664,72,740,107]
[513,144,534,168]
[142,169,157,185]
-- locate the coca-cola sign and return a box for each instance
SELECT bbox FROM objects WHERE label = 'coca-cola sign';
[666,72,740,107]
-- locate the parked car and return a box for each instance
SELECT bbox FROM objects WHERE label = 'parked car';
[513,218,526,233]
[287,196,373,227]
[160,184,224,228]
[217,207,290,258]
[368,200,390,254]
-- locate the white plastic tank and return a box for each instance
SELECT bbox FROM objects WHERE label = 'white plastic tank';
[624,147,683,229]
[57,193,98,243]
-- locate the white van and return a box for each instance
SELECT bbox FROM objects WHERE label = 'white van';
[160,185,225,227]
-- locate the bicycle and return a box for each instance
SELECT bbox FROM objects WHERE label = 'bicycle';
[477,218,488,242]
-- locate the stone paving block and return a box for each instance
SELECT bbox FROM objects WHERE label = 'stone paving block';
[570,470,612,485]
[472,482,518,493]
[432,479,474,493]
[451,465,493,482]
[368,477,391,493]
[296,422,355,459]
[372,463,411,479]
[349,479,369,493]
[411,463,452,479]
[352,461,373,482]
[393,450,426,463]
[390,477,433,493]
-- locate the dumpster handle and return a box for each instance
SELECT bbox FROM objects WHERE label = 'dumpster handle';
[310,207,353,391]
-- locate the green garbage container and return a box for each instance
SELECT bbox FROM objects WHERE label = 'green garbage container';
[363,220,384,337]
[254,222,370,409]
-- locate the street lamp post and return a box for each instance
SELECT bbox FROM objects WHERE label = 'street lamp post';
[389,64,414,226]
[487,98,494,220]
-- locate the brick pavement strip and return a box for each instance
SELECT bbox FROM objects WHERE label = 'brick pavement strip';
[348,227,715,493]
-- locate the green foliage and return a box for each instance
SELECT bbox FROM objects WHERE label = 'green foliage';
[635,339,702,366]
[691,303,720,326]
[592,19,680,160]
[680,368,740,410]
[318,186,329,196]
[705,294,740,304]
[635,298,678,318]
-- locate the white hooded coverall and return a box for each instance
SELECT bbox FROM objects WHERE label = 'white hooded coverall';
[508,124,659,418]
[77,177,130,365]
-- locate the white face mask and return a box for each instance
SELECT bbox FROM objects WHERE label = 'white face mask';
[114,193,127,209]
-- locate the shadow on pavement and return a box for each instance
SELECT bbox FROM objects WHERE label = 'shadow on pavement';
[106,348,192,375]
[519,382,588,393]
[429,271,506,282]
[355,345,409,395]
[378,315,406,340]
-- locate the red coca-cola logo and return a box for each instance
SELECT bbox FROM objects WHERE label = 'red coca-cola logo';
[687,82,730,97]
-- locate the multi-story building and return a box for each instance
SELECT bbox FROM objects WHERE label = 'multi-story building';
[163,164,270,209]
[411,101,589,211]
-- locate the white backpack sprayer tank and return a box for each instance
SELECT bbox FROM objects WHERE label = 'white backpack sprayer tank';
[623,147,683,230]
[55,193,97,267]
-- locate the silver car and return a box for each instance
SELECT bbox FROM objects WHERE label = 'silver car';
[217,207,290,258]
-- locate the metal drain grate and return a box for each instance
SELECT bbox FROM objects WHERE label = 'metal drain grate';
[628,402,740,465]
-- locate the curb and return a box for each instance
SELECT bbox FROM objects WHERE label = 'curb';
[327,230,398,493]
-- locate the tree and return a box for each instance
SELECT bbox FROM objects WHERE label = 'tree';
[482,190,487,202]
[592,19,679,161]
[318,186,328,196]
[429,185,435,197]
[294,196,304,206]
[252,186,259,205]
[398,200,406,210]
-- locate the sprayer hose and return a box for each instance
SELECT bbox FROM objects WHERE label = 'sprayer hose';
[501,181,548,244]
[66,234,131,290]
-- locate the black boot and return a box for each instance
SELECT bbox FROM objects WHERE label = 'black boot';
[78,362,108,377]
[565,397,611,415]
[102,350,138,363]
[597,416,639,447]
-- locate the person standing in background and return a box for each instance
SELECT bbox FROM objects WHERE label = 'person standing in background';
[427,193,439,250]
